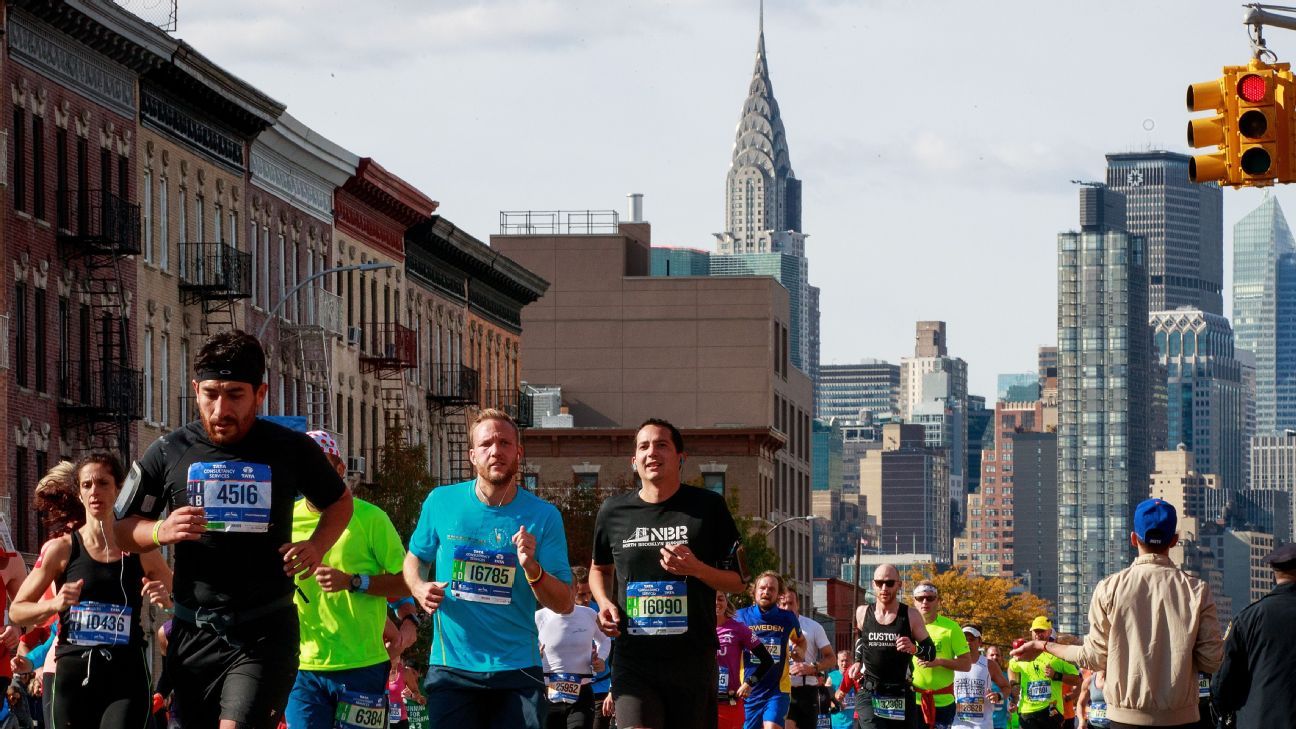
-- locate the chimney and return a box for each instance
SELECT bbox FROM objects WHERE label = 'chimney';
[626,193,644,223]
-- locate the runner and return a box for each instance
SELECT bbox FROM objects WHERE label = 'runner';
[909,581,973,729]
[849,564,934,729]
[10,452,173,729]
[572,574,612,729]
[734,572,803,729]
[286,430,410,729]
[590,418,747,729]
[1076,671,1108,729]
[779,589,835,729]
[1007,618,1078,729]
[716,592,774,729]
[825,650,857,729]
[984,646,1012,729]
[113,330,354,728]
[404,408,574,728]
[952,626,996,729]
[536,566,611,729]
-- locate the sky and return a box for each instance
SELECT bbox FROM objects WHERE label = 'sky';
[157,0,1296,398]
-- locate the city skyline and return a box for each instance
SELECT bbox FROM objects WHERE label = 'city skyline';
[168,1,1296,398]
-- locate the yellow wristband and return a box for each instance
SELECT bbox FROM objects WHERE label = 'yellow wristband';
[526,565,545,585]
[152,520,163,547]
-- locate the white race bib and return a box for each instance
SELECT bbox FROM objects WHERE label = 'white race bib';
[67,601,131,646]
[186,461,272,533]
[625,581,687,635]
[450,546,517,605]
[334,691,385,729]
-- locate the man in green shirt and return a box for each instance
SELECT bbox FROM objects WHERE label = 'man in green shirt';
[286,430,411,729]
[1007,617,1079,729]
[910,581,974,728]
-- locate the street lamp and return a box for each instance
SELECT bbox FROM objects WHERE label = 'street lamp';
[255,262,395,340]
[765,514,824,609]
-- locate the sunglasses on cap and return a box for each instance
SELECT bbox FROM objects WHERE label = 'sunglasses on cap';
[873,579,897,588]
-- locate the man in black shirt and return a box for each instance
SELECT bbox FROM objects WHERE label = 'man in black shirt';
[114,330,353,729]
[590,418,747,729]
[1212,542,1296,729]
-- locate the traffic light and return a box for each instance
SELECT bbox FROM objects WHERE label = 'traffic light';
[1187,60,1292,187]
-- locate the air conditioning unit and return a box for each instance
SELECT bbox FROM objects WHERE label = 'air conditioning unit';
[346,326,363,346]
[346,455,366,474]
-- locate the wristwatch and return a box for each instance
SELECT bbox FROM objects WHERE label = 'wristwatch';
[349,574,370,593]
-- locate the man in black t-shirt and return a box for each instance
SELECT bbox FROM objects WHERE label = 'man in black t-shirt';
[590,418,747,729]
[114,330,353,729]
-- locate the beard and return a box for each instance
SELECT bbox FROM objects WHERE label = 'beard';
[204,415,249,445]
[476,459,518,487]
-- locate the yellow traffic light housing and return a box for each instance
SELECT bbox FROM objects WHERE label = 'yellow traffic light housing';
[1187,60,1292,187]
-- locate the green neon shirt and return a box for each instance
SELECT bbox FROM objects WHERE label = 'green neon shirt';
[911,614,970,708]
[1008,653,1078,715]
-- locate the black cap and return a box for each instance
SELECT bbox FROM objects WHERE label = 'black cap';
[1265,542,1296,568]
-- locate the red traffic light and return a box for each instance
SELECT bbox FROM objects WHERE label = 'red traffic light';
[1239,73,1268,102]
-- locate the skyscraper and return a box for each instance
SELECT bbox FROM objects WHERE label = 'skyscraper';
[1232,194,1296,436]
[712,7,817,378]
[1105,151,1224,314]
[1150,308,1249,493]
[816,360,900,420]
[1057,185,1160,633]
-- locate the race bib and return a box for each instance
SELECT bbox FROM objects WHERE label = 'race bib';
[816,714,832,729]
[718,666,731,695]
[1089,701,1109,727]
[956,696,985,719]
[67,601,131,646]
[871,695,906,721]
[1026,679,1052,702]
[759,634,784,660]
[545,672,584,704]
[334,691,385,729]
[450,546,517,604]
[387,698,402,723]
[625,581,687,635]
[1198,675,1210,698]
[186,461,272,533]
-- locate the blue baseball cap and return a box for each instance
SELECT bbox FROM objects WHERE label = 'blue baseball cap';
[1134,498,1177,545]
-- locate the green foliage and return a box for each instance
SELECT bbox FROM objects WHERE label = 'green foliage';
[901,565,1053,648]
[726,491,780,608]
[532,476,635,569]
[357,423,438,544]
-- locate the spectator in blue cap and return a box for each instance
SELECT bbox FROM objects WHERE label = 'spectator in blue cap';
[1012,497,1222,728]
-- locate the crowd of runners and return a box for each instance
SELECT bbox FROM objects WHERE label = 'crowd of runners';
[0,329,1291,729]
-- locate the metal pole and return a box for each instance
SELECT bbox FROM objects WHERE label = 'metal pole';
[850,536,863,654]
[255,262,394,341]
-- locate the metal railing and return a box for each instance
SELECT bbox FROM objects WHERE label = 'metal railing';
[55,189,142,256]
[427,364,480,407]
[291,286,344,335]
[499,210,620,235]
[358,323,418,371]
[485,388,534,428]
[179,242,252,302]
[57,360,144,420]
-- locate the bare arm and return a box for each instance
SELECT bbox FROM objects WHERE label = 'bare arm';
[987,656,1009,689]
[589,562,620,637]
[908,607,931,642]
[9,539,73,626]
[403,551,445,615]
[281,491,354,576]
[114,505,209,554]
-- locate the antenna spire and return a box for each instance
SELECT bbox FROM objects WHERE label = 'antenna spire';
[760,0,764,35]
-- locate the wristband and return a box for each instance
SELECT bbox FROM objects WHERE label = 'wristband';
[526,566,546,585]
[151,520,164,547]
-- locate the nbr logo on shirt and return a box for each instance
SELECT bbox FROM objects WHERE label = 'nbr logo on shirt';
[622,525,689,548]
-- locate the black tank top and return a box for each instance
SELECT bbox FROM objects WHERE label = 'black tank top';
[857,600,915,687]
[56,530,146,655]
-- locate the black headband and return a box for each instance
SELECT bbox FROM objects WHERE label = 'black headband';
[194,366,262,387]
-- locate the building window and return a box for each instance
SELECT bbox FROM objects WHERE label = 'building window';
[15,448,28,552]
[250,221,259,307]
[32,115,45,220]
[143,328,154,421]
[522,472,539,491]
[13,108,26,212]
[160,331,170,426]
[278,234,287,319]
[55,128,69,229]
[195,195,205,243]
[214,202,223,243]
[159,177,170,271]
[34,288,46,393]
[179,338,190,423]
[58,296,69,398]
[575,473,598,490]
[703,472,726,496]
[142,169,153,262]
[14,283,28,387]
[33,450,47,545]
[117,153,128,202]
[178,188,188,275]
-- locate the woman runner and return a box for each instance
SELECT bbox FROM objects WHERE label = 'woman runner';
[10,452,173,729]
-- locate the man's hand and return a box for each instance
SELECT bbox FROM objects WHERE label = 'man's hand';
[895,636,917,655]
[140,577,171,609]
[279,540,324,578]
[736,682,752,699]
[597,603,622,638]
[9,655,32,675]
[411,580,446,615]
[512,526,539,579]
[0,626,20,651]
[1010,640,1046,662]
[847,662,862,681]
[601,693,615,717]
[790,661,817,677]
[592,652,606,673]
[659,543,702,576]
[313,566,351,593]
[158,506,207,545]
[916,658,934,669]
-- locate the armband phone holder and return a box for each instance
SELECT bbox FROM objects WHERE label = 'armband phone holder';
[114,461,145,519]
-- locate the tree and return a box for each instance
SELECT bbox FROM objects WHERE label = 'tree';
[901,565,1052,649]
[533,476,635,570]
[725,489,781,608]
[357,423,438,544]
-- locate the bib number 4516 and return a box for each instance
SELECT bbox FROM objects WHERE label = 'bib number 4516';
[216,483,260,505]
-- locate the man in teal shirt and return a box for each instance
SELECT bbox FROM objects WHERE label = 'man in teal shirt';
[910,581,974,729]
[404,409,574,727]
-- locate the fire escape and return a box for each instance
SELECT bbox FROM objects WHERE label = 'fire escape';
[280,286,342,432]
[179,241,251,333]
[360,323,418,455]
[427,363,480,482]
[56,189,144,457]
